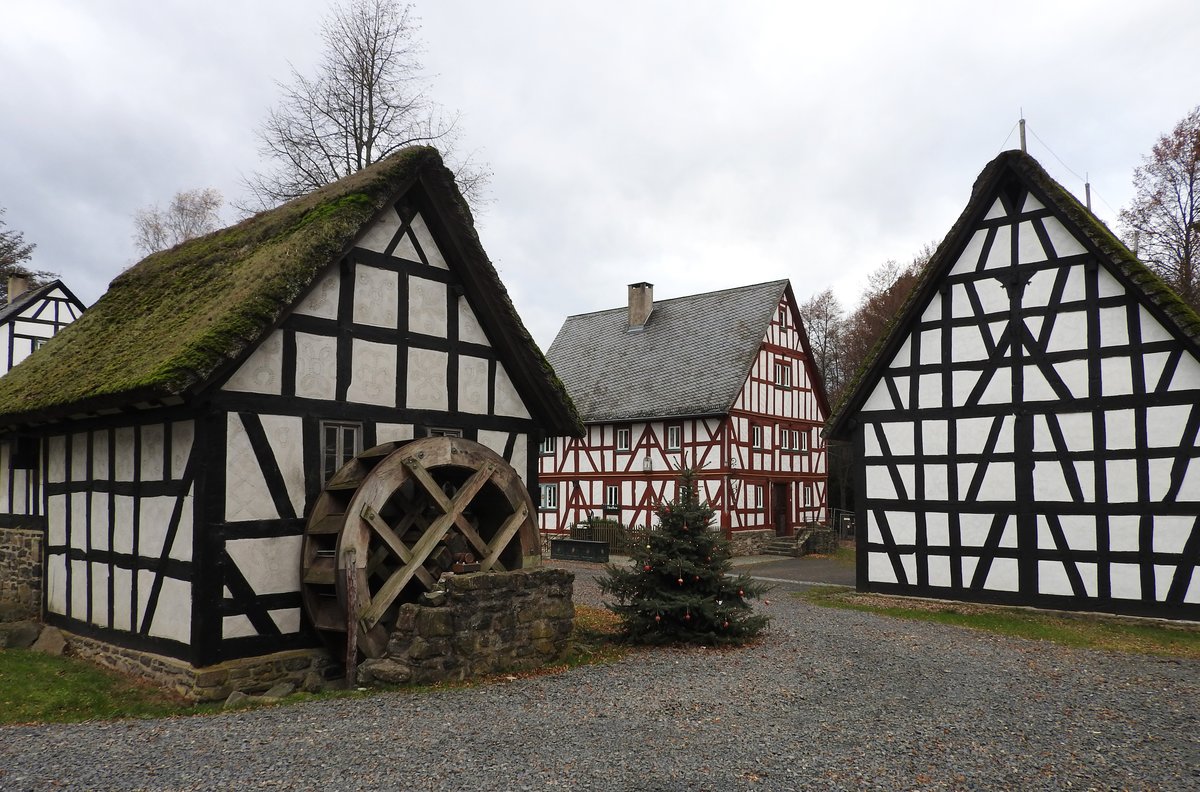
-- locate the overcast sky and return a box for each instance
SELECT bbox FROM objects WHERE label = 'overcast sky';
[2,1,1195,348]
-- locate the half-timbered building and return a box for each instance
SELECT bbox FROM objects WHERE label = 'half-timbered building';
[539,280,829,548]
[0,277,84,374]
[828,150,1200,619]
[0,146,581,688]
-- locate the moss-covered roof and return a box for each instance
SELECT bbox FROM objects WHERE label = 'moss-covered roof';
[826,149,1200,440]
[0,146,582,436]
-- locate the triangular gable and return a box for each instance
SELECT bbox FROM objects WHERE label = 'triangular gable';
[0,148,581,436]
[828,150,1200,439]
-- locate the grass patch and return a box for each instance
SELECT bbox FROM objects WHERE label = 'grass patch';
[0,649,192,725]
[801,587,1200,659]
[0,606,631,725]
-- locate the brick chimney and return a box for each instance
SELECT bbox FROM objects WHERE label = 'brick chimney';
[7,274,29,305]
[627,282,653,331]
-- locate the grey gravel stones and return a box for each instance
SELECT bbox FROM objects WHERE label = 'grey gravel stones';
[1,566,1196,791]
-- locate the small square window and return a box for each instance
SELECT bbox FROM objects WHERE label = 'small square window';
[751,425,763,449]
[31,338,48,352]
[666,425,682,450]
[616,428,631,452]
[778,305,788,330]
[321,420,363,485]
[774,361,792,388]
[539,484,558,511]
[428,427,463,438]
[605,485,620,512]
[539,436,557,456]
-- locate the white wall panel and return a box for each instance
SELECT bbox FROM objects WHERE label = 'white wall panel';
[223,330,284,395]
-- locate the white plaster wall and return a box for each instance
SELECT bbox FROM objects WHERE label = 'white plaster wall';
[408,276,447,337]
[223,614,256,639]
[225,535,304,600]
[112,568,132,630]
[410,213,448,269]
[224,414,276,522]
[493,364,531,419]
[458,355,490,414]
[46,554,67,615]
[70,559,87,619]
[347,339,398,407]
[140,424,164,481]
[294,268,340,319]
[356,206,402,253]
[353,265,399,328]
[406,347,448,410]
[90,564,109,626]
[376,423,414,444]
[171,422,193,479]
[509,435,529,486]
[223,330,284,395]
[138,497,175,558]
[143,571,191,643]
[261,414,306,516]
[459,299,489,346]
[295,332,338,401]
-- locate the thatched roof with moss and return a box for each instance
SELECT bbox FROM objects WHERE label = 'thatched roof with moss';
[0,146,582,435]
[827,149,1200,440]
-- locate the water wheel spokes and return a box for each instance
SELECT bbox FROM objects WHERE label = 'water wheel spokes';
[301,436,540,662]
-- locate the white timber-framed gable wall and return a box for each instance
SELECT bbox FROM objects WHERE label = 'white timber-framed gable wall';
[2,283,84,373]
[856,177,1200,617]
[203,195,540,663]
[538,291,828,536]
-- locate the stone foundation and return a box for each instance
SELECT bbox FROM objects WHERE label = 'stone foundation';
[727,529,774,556]
[66,631,334,702]
[0,525,43,616]
[360,567,574,686]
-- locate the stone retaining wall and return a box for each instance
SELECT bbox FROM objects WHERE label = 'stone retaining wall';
[66,631,334,702]
[0,525,43,615]
[726,529,774,557]
[360,567,574,686]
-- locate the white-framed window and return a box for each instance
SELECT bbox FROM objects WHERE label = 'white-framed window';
[778,305,788,329]
[800,429,810,453]
[605,484,620,512]
[539,484,558,511]
[428,427,463,437]
[753,484,764,510]
[666,425,682,450]
[539,436,557,456]
[774,361,792,388]
[781,429,799,451]
[616,427,631,452]
[31,337,48,352]
[751,425,763,449]
[321,420,363,485]
[804,483,813,508]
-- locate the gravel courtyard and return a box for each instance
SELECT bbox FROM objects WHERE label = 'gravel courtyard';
[1,566,1196,791]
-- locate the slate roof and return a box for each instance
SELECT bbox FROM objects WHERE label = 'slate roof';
[827,149,1200,440]
[0,279,81,326]
[547,279,807,423]
[0,147,582,436]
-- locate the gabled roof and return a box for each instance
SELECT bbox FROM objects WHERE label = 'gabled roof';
[547,279,826,423]
[0,279,83,326]
[0,147,582,435]
[827,149,1200,440]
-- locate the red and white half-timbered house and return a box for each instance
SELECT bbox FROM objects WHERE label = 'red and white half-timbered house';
[539,280,829,548]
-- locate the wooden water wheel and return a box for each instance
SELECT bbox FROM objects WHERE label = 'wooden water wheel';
[300,436,540,660]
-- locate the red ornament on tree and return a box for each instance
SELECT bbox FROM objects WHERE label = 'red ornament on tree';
[723,620,729,629]
[684,610,692,622]
[655,614,661,623]
[677,577,684,586]
[643,565,652,572]
[738,589,744,597]
[693,575,700,582]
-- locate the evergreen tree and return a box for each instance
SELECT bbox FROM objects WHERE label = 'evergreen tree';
[599,469,768,645]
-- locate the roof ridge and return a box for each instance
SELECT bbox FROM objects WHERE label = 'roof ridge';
[561,278,789,320]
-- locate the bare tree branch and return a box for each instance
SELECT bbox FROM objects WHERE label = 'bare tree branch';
[132,188,224,255]
[241,0,489,213]
[1120,105,1200,311]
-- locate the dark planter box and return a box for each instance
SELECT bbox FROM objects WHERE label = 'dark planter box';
[550,538,610,563]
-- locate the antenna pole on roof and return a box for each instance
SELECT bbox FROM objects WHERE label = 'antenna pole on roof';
[1085,172,1092,211]
[1019,112,1027,153]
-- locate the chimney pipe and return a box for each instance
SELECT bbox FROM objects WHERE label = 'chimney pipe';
[627,282,654,330]
[7,274,29,304]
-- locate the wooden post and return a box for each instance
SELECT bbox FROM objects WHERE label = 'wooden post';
[344,547,358,686]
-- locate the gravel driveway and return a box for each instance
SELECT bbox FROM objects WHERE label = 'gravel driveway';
[1,565,1196,791]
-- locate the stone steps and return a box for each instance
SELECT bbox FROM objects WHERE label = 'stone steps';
[760,529,814,557]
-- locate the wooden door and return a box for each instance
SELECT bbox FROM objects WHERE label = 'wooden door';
[773,482,790,537]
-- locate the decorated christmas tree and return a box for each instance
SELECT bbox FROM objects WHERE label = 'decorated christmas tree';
[599,469,768,645]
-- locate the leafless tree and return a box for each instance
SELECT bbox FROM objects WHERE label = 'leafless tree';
[1119,105,1200,310]
[242,0,489,210]
[798,288,847,401]
[0,206,56,303]
[132,188,224,255]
